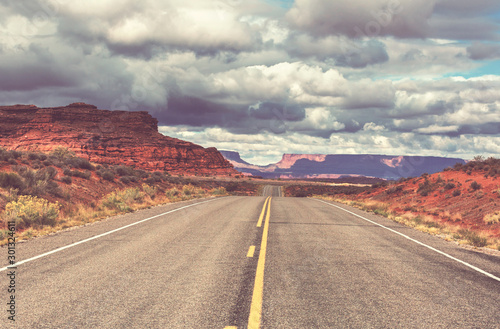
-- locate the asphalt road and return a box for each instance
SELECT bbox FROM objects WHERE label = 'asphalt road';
[1,187,499,328]
[261,185,282,197]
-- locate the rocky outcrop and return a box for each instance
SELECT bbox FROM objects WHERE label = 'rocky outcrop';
[0,103,237,175]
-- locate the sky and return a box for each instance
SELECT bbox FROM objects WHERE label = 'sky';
[1,0,500,165]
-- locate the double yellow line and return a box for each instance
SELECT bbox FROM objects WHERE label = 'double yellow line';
[225,196,272,329]
[248,196,272,329]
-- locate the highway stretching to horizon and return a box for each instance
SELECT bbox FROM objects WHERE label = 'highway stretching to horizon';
[1,186,499,328]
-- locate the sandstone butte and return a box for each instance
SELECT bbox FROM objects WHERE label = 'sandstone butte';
[0,102,238,175]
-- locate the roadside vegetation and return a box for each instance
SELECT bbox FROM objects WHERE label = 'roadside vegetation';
[0,147,254,245]
[311,156,500,251]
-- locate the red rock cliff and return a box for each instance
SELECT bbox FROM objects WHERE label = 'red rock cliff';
[0,103,237,175]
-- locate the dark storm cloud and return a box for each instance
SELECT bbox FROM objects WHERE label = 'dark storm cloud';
[434,0,500,17]
[285,34,389,68]
[286,0,500,41]
[249,102,305,121]
[286,0,435,39]
[428,17,499,41]
[467,42,500,60]
[156,95,267,133]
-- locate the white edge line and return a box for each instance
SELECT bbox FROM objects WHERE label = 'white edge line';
[0,197,221,272]
[315,199,500,283]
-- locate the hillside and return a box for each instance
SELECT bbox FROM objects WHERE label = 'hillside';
[0,103,237,175]
[221,151,466,180]
[316,157,500,250]
[0,148,257,243]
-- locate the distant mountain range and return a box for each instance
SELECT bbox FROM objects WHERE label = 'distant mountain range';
[220,151,466,180]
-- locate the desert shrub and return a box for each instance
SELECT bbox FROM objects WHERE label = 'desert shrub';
[470,181,481,190]
[373,208,389,217]
[66,157,94,170]
[101,171,115,182]
[115,166,135,177]
[182,184,196,196]
[3,195,60,228]
[386,185,403,194]
[50,147,75,161]
[452,189,461,197]
[142,183,157,199]
[61,176,72,184]
[151,171,166,182]
[483,211,500,225]
[44,166,58,180]
[372,181,389,188]
[0,229,10,241]
[417,178,433,196]
[423,220,441,228]
[134,169,149,179]
[166,187,180,199]
[120,176,131,184]
[444,182,455,190]
[9,166,61,196]
[71,170,91,179]
[63,168,72,176]
[457,229,487,247]
[27,152,41,160]
[0,172,25,191]
[0,148,15,162]
[210,187,227,195]
[145,177,156,185]
[102,188,145,212]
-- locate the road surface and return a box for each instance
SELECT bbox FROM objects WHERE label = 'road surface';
[1,187,499,328]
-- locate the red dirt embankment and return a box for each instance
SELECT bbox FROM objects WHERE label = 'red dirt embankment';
[352,160,500,240]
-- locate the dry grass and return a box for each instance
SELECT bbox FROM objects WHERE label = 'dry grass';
[0,184,228,245]
[313,195,499,250]
[483,211,500,225]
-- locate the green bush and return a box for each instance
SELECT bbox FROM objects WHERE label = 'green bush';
[210,187,227,195]
[444,182,455,190]
[102,188,145,212]
[3,195,60,228]
[50,147,76,161]
[470,181,481,190]
[0,172,25,190]
[71,170,91,179]
[151,172,166,182]
[166,187,180,199]
[142,184,157,199]
[182,184,195,196]
[116,166,135,177]
[61,176,72,184]
[66,157,94,170]
[458,229,487,247]
[101,171,115,182]
[452,189,461,197]
[120,176,132,184]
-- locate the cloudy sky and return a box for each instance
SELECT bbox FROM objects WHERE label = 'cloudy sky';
[1,0,500,164]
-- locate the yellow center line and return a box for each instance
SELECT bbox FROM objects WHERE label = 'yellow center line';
[248,197,272,329]
[256,196,270,227]
[247,245,256,258]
